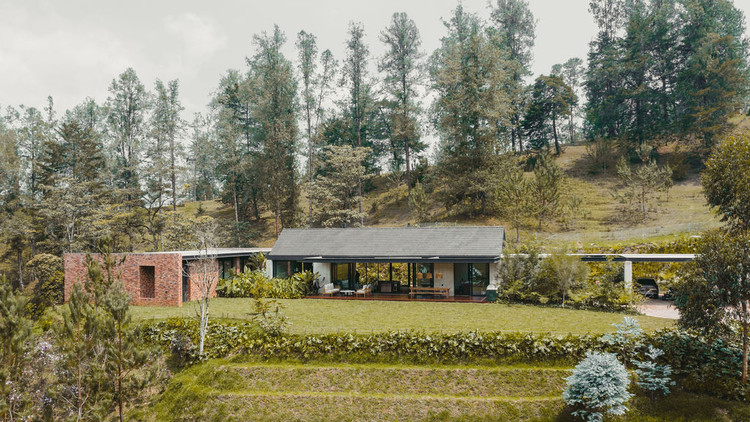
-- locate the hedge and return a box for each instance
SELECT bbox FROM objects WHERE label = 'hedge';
[141,318,601,365]
[140,319,750,401]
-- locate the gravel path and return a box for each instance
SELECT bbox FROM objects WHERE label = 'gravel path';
[639,299,679,320]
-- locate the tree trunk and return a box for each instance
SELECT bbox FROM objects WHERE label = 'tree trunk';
[17,249,23,290]
[743,301,748,384]
[307,107,314,227]
[232,187,239,225]
[405,140,411,200]
[357,116,364,226]
[552,113,561,155]
[171,161,177,212]
[117,325,124,422]
[274,210,280,238]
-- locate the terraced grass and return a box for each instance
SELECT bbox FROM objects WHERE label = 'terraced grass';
[130,359,750,422]
[131,298,674,335]
[132,360,568,422]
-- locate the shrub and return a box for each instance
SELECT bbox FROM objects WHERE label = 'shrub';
[649,330,750,401]
[250,299,287,337]
[632,345,675,399]
[602,317,644,366]
[563,351,632,422]
[25,253,64,318]
[217,270,317,299]
[498,246,639,311]
[141,319,601,364]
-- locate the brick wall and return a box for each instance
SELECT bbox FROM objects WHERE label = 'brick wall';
[186,258,219,302]
[63,253,219,307]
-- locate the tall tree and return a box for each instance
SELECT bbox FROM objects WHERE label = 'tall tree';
[296,31,337,226]
[106,68,149,251]
[0,280,33,420]
[249,25,299,236]
[379,12,425,199]
[0,122,32,289]
[151,79,184,212]
[214,69,262,229]
[430,5,512,215]
[144,79,183,250]
[489,0,536,152]
[310,146,370,227]
[675,230,750,383]
[523,74,577,154]
[106,68,148,194]
[341,22,372,225]
[187,112,218,202]
[552,57,585,143]
[297,30,319,226]
[676,0,749,147]
[702,130,750,232]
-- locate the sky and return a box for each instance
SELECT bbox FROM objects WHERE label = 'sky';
[1,0,749,123]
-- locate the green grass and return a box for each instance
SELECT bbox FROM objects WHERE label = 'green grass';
[132,298,673,335]
[130,359,750,422]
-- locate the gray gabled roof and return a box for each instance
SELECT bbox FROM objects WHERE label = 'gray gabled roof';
[268,227,505,263]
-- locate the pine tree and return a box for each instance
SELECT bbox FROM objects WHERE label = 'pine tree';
[310,146,370,227]
[379,12,425,198]
[103,281,153,422]
[530,153,564,230]
[676,0,749,147]
[431,5,512,215]
[0,279,33,421]
[341,22,372,225]
[296,31,337,226]
[54,283,111,421]
[489,0,536,152]
[523,75,577,154]
[249,26,300,236]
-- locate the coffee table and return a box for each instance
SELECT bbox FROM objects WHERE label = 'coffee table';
[340,290,355,296]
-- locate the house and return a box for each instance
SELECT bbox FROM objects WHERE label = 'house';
[266,226,505,297]
[63,248,270,306]
[63,226,506,306]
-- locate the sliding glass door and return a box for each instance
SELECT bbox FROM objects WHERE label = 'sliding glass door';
[453,263,490,296]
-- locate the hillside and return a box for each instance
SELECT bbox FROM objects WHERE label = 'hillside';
[178,143,722,250]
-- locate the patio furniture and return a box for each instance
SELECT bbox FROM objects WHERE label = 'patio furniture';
[340,289,355,296]
[408,286,450,298]
[355,284,372,297]
[322,283,340,296]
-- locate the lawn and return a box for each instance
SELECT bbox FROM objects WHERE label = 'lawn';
[130,359,750,422]
[131,298,673,335]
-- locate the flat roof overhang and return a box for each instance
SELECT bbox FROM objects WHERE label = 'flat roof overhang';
[573,253,695,263]
[267,255,501,264]
[181,248,272,261]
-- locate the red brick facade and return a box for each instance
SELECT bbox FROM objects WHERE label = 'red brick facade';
[63,252,219,307]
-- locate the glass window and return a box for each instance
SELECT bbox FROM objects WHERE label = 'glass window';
[472,263,490,296]
[416,263,434,287]
[332,263,351,289]
[273,260,290,278]
[219,258,235,280]
[454,263,471,296]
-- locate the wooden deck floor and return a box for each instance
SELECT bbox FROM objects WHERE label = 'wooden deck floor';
[306,294,487,303]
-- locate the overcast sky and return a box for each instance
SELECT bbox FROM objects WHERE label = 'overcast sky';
[2,0,749,121]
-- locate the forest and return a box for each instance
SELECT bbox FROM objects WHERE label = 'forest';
[0,0,748,295]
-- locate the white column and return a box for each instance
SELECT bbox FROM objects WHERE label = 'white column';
[624,261,633,289]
